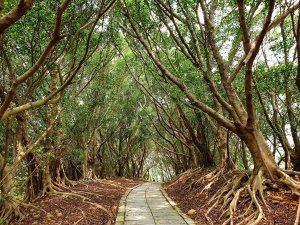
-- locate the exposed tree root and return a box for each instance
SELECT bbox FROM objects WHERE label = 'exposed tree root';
[278,170,300,195]
[11,202,48,225]
[0,198,23,222]
[283,170,300,177]
[41,181,62,196]
[74,208,86,225]
[57,191,113,224]
[53,179,74,190]
[53,164,74,187]
[62,176,74,186]
[0,170,61,222]
[20,202,47,214]
[165,168,201,189]
[203,168,300,225]
[6,184,112,225]
[194,167,226,195]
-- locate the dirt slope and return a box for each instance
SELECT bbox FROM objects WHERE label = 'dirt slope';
[11,178,143,225]
[163,168,298,225]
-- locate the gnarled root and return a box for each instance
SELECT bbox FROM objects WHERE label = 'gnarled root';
[277,170,300,225]
[204,168,300,225]
[57,191,113,224]
[63,176,74,187]
[196,167,227,195]
[166,168,201,189]
[205,169,268,225]
[0,197,23,223]
[41,179,62,196]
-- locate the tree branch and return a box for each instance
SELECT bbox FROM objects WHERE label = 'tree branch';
[0,0,34,34]
[123,4,237,132]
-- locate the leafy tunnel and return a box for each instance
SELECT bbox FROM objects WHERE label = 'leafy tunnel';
[1,0,300,224]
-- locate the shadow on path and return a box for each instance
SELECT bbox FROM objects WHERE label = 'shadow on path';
[116,182,195,225]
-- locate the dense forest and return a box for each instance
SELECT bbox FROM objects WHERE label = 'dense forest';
[1,0,300,224]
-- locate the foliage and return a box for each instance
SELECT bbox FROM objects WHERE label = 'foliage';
[1,1,300,223]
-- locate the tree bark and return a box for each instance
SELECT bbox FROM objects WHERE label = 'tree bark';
[25,152,42,201]
[0,0,34,34]
[215,126,234,169]
[238,127,278,177]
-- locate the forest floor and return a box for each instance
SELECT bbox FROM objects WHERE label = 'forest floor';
[10,178,144,225]
[9,171,299,225]
[163,168,299,225]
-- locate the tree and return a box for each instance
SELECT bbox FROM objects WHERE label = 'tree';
[0,0,116,219]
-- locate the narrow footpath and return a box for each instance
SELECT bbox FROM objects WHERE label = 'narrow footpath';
[116,182,195,225]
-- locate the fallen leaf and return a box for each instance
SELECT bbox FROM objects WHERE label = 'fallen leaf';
[188,209,196,215]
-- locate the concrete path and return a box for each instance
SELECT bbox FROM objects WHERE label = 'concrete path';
[116,182,195,225]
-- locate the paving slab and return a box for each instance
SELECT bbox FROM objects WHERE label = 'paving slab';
[116,182,195,225]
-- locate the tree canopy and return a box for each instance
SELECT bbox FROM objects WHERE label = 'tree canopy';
[1,0,300,224]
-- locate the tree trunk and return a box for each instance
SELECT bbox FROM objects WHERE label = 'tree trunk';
[87,157,97,179]
[0,164,14,202]
[0,163,19,218]
[240,141,249,170]
[292,147,300,171]
[195,114,214,167]
[238,127,279,176]
[177,105,214,168]
[215,126,234,170]
[83,149,89,179]
[25,152,43,201]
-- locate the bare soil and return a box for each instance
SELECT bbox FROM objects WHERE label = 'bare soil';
[163,168,298,225]
[11,178,144,225]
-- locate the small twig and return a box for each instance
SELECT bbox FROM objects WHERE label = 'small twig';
[74,208,85,225]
